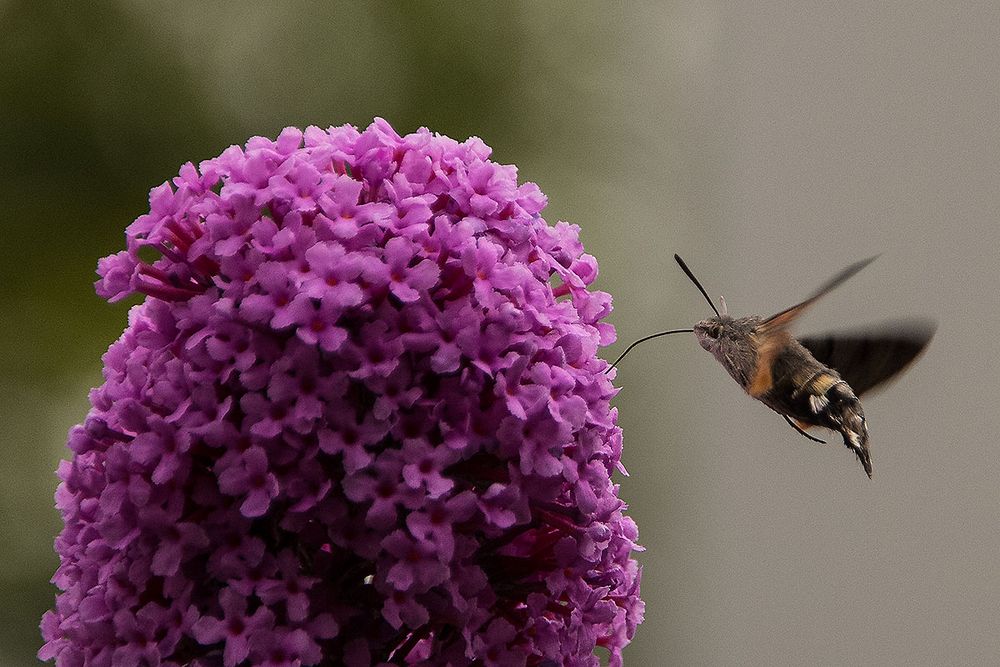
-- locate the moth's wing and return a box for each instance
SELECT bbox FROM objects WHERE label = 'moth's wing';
[799,318,936,396]
[759,255,880,332]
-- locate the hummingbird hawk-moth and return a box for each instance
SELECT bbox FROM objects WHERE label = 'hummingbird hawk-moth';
[610,254,935,478]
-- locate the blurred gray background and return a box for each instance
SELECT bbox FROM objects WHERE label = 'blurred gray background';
[3,2,998,665]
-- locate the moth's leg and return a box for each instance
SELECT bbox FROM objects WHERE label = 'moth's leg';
[782,414,826,444]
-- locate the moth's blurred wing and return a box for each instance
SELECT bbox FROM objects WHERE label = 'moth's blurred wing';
[760,255,880,332]
[799,319,936,396]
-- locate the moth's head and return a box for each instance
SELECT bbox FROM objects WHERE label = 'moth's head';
[693,316,730,353]
[694,315,763,355]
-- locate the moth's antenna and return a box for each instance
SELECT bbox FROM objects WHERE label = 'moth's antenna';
[674,254,721,318]
[606,328,694,371]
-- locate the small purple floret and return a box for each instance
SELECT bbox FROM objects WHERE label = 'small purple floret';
[42,119,643,665]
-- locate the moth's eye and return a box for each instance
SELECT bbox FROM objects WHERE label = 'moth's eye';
[708,325,721,339]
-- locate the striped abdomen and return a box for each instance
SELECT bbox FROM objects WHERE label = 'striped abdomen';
[751,339,873,478]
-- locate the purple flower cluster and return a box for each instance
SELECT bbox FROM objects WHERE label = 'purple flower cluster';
[41,119,643,665]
